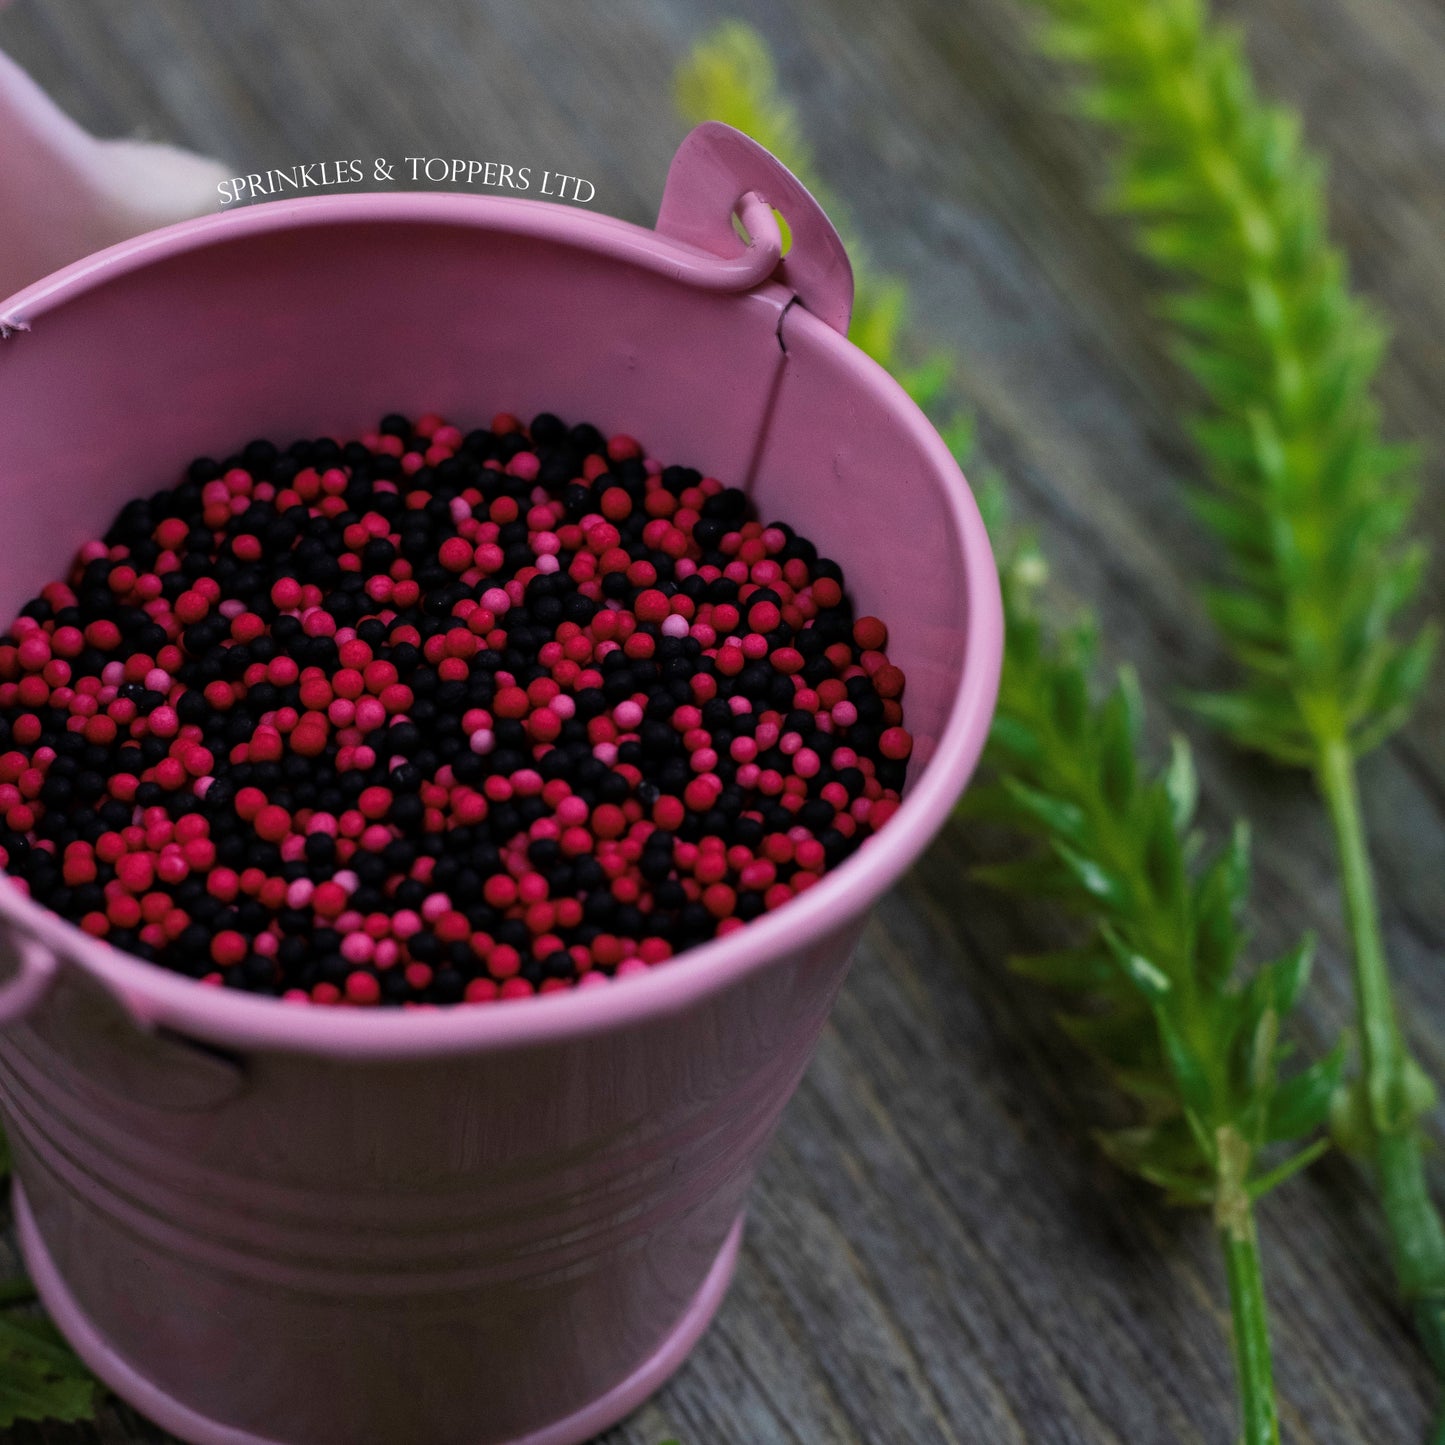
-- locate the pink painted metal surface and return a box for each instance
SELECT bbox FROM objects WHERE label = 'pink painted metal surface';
[0,124,1002,1444]
[655,121,853,335]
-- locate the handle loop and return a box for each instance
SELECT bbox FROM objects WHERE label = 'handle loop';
[657,122,854,335]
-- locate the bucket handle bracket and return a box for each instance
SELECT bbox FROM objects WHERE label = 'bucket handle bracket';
[656,122,854,337]
[0,935,59,1027]
[0,925,248,1108]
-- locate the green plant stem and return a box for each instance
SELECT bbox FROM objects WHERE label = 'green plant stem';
[1318,740,1401,1120]
[1220,1213,1280,1445]
[1318,739,1445,1383]
[1378,1132,1445,1372]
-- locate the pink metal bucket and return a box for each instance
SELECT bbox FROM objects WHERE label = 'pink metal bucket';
[0,124,1002,1445]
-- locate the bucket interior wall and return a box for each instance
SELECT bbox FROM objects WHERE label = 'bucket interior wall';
[0,210,974,776]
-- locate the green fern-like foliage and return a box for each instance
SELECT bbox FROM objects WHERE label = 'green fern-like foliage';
[968,528,1342,1212]
[1032,0,1435,764]
[676,12,1338,1220]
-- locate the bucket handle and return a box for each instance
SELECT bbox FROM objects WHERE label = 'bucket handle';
[657,122,854,337]
[0,934,59,1027]
[0,924,247,1108]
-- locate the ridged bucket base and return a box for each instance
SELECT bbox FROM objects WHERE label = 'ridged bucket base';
[14,1181,744,1445]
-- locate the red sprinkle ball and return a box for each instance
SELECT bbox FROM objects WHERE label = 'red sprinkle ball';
[0,412,912,1006]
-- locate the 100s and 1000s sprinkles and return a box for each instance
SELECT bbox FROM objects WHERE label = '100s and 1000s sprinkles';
[0,411,911,1007]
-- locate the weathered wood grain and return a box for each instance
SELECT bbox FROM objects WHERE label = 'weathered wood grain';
[0,0,1441,1440]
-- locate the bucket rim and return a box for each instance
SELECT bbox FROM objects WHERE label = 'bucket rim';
[0,190,1003,1058]
[0,186,787,324]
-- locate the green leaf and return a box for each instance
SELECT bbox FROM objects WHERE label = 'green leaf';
[1204,586,1286,650]
[952,781,1026,826]
[1247,1137,1331,1200]
[1352,624,1439,755]
[1100,924,1173,1000]
[1008,948,1121,992]
[1142,787,1188,913]
[1329,1068,1372,1156]
[1265,1040,1347,1142]
[898,349,955,411]
[981,713,1046,768]
[1192,821,1251,993]
[941,411,979,467]
[1052,839,1132,913]
[1153,1006,1215,1119]
[971,856,1084,904]
[0,1313,97,1427]
[1262,935,1316,1017]
[1106,1061,1190,1109]
[1096,1125,1214,1204]
[1182,687,1308,757]
[1403,1055,1440,1121]
[1056,1004,1163,1076]
[1162,735,1199,833]
[1227,939,1314,1095]
[1047,662,1092,743]
[1097,684,1140,812]
[1000,777,1090,845]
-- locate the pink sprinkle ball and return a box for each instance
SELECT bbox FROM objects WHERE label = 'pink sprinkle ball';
[0,410,913,1007]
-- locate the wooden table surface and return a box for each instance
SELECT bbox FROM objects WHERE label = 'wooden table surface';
[2,1,1443,1441]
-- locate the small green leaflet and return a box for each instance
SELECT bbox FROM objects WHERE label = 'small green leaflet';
[0,1126,98,1425]
[0,1314,96,1428]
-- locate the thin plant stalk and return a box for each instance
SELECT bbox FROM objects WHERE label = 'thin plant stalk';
[1319,738,1445,1381]
[1219,1168,1280,1445]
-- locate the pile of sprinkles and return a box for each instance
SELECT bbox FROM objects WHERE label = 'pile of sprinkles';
[0,412,912,1006]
